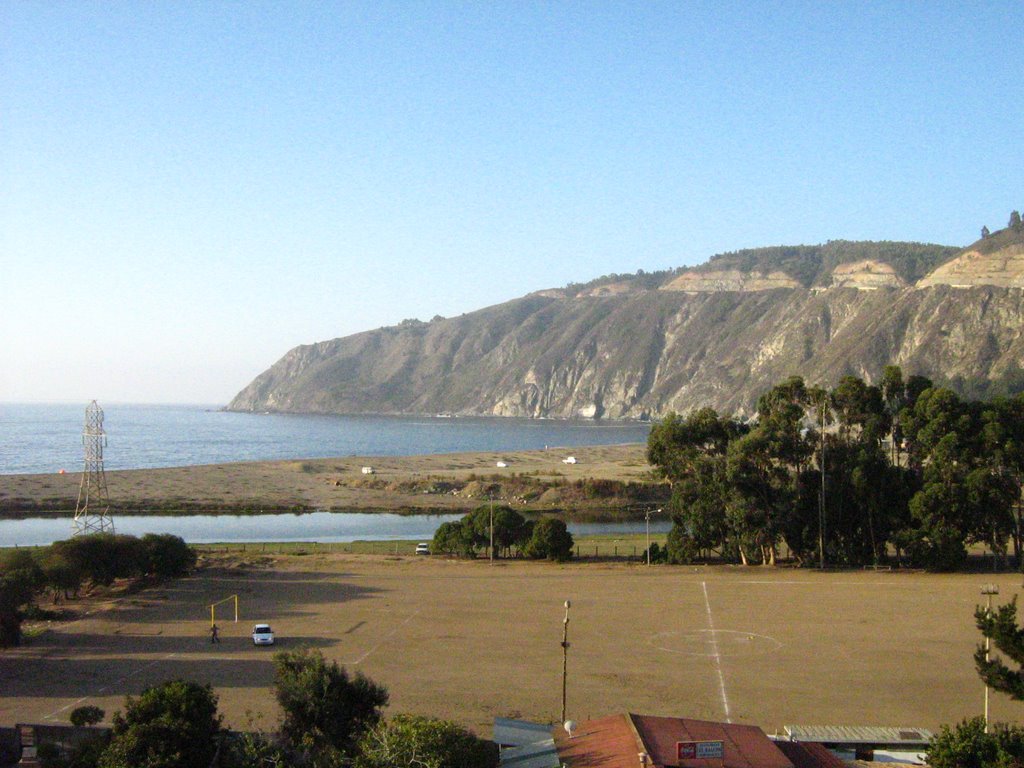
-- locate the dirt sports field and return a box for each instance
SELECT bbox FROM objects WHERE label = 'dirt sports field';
[1,553,1016,737]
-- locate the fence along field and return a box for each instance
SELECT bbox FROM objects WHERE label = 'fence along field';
[0,553,1010,735]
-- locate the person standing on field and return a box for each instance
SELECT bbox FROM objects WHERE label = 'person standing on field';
[210,624,220,644]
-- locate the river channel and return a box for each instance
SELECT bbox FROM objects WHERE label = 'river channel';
[0,511,673,548]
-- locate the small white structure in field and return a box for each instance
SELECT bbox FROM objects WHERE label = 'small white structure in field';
[496,461,508,468]
[361,466,375,475]
[562,456,577,464]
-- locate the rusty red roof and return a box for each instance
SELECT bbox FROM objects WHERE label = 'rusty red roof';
[630,715,794,768]
[553,714,646,768]
[553,714,846,768]
[774,741,848,768]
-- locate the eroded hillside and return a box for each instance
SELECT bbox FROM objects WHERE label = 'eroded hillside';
[228,227,1024,418]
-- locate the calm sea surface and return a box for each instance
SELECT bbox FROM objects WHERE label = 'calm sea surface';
[0,403,650,475]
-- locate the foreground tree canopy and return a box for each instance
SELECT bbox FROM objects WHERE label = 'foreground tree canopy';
[927,717,1024,768]
[647,367,1024,570]
[356,714,499,768]
[975,597,1024,701]
[274,648,390,765]
[98,679,221,768]
[35,650,497,768]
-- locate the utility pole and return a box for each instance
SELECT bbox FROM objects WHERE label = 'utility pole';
[645,509,651,566]
[561,599,571,723]
[982,584,999,732]
[489,494,494,565]
[818,395,826,569]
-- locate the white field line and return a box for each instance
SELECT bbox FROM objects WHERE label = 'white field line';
[731,580,903,586]
[348,608,422,666]
[701,580,731,723]
[43,653,180,721]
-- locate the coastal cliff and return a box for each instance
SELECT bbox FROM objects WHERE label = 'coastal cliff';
[228,226,1024,418]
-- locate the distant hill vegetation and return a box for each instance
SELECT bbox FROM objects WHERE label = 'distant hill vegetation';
[696,240,960,287]
[229,219,1024,419]
[562,240,959,296]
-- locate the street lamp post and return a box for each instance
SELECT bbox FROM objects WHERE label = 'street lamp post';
[561,600,571,723]
[982,583,999,732]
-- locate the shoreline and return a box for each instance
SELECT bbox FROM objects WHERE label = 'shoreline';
[0,442,668,519]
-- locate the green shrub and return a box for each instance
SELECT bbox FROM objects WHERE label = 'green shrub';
[140,534,196,578]
[523,518,573,562]
[666,524,698,564]
[70,705,105,727]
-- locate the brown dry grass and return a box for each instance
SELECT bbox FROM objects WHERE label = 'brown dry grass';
[0,553,1014,737]
[0,444,654,515]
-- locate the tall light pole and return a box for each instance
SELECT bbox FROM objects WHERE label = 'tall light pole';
[561,599,571,723]
[982,584,999,732]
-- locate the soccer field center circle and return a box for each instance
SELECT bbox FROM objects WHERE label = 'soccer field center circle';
[649,629,783,657]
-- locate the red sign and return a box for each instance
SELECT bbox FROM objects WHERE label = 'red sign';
[677,741,724,761]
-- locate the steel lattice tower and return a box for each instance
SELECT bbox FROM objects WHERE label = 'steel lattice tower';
[72,400,115,536]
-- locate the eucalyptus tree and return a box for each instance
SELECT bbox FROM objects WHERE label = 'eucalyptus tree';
[980,394,1024,564]
[881,365,906,464]
[900,387,1018,569]
[726,379,813,565]
[647,408,745,560]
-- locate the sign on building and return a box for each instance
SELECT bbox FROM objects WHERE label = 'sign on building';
[677,741,725,761]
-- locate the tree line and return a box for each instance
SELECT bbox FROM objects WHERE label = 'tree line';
[646,366,1024,571]
[0,532,195,646]
[33,648,496,768]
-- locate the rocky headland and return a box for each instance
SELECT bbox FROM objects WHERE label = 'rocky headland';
[228,223,1024,419]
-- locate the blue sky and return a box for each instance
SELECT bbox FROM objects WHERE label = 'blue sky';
[2,2,1021,404]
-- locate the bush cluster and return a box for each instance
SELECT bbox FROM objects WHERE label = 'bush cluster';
[0,532,196,647]
[431,505,574,561]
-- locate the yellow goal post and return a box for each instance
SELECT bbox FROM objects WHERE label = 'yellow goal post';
[208,594,239,627]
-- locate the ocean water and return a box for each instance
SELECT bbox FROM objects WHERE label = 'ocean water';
[0,403,651,475]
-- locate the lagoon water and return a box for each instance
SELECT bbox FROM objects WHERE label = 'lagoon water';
[0,403,650,475]
[0,512,673,548]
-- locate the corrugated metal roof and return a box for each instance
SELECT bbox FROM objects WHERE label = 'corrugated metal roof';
[631,715,794,768]
[495,718,556,747]
[500,740,561,768]
[783,726,933,746]
[495,718,561,768]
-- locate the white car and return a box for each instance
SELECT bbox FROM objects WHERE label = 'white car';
[252,624,275,646]
[415,543,430,555]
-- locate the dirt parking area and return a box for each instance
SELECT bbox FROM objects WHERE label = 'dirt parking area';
[0,554,1013,736]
